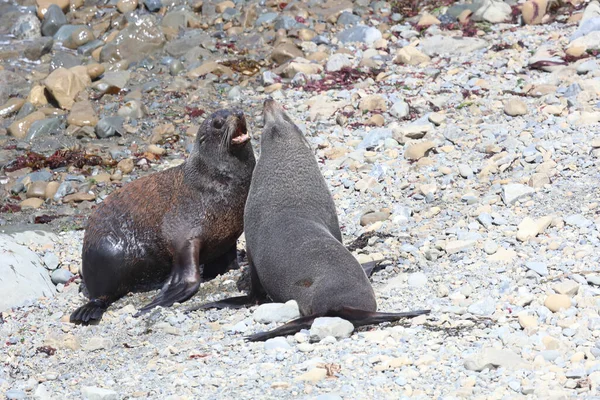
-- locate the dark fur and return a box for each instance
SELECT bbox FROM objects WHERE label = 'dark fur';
[191,100,430,340]
[70,109,255,323]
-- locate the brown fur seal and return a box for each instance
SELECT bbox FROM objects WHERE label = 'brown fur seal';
[190,100,429,341]
[70,108,256,323]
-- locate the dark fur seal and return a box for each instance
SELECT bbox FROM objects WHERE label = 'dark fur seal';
[190,100,430,341]
[70,108,255,323]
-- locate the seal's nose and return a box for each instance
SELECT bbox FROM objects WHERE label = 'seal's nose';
[263,98,279,116]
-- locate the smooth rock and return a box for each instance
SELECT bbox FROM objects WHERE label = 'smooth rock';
[8,111,46,139]
[81,386,118,400]
[253,300,301,324]
[502,184,535,205]
[326,53,352,72]
[337,25,382,46]
[544,294,571,312]
[524,261,548,276]
[390,101,409,119]
[41,4,66,37]
[393,46,430,65]
[264,337,291,351]
[50,268,73,284]
[310,317,354,341]
[67,100,98,127]
[0,234,55,312]
[44,67,91,110]
[464,348,529,371]
[420,35,487,56]
[404,140,435,160]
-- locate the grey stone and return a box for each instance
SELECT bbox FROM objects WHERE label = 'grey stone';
[464,348,529,371]
[228,86,242,101]
[255,12,278,26]
[5,389,27,399]
[95,116,125,139]
[458,163,473,179]
[169,59,184,76]
[570,17,600,41]
[144,0,162,12]
[0,70,29,104]
[390,100,409,119]
[467,296,496,316]
[77,39,104,56]
[43,252,60,270]
[50,52,82,71]
[326,53,352,72]
[357,128,392,149]
[501,183,535,205]
[100,14,165,63]
[577,59,600,75]
[310,317,354,341]
[407,272,427,287]
[11,13,41,40]
[53,24,79,43]
[41,5,66,37]
[477,213,493,229]
[51,268,73,285]
[483,240,498,255]
[564,214,592,228]
[16,102,35,120]
[420,35,488,56]
[540,350,560,361]
[337,25,382,46]
[54,181,75,201]
[81,386,118,400]
[0,234,55,312]
[525,261,548,276]
[24,37,54,60]
[28,170,53,182]
[587,275,600,286]
[274,15,298,31]
[27,117,63,141]
[253,300,300,324]
[337,12,361,25]
[264,337,291,351]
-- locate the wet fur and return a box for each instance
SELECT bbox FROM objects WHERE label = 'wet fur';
[71,109,255,323]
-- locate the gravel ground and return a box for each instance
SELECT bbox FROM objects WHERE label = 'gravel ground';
[2,0,600,399]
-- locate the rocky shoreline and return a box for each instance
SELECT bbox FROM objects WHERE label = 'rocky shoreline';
[2,0,600,398]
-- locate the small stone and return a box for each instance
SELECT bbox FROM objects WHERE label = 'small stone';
[253,300,300,324]
[528,173,550,188]
[26,181,48,198]
[11,14,41,40]
[264,337,291,351]
[544,294,571,312]
[0,98,26,118]
[86,64,105,80]
[502,183,535,205]
[458,164,473,179]
[366,114,385,126]
[20,198,45,209]
[44,67,91,110]
[359,95,387,112]
[337,26,382,46]
[63,192,95,202]
[467,296,496,316]
[8,111,46,139]
[390,100,409,119]
[394,46,430,65]
[464,348,528,372]
[445,240,476,254]
[360,211,390,226]
[51,268,73,285]
[407,272,427,287]
[117,100,145,119]
[404,140,435,160]
[81,386,118,400]
[504,98,528,116]
[552,281,579,296]
[518,313,538,329]
[117,0,138,13]
[326,53,352,72]
[295,368,327,383]
[41,5,67,37]
[43,252,60,270]
[524,261,548,276]
[417,13,441,26]
[483,240,498,255]
[67,100,98,127]
[522,0,548,25]
[270,43,303,65]
[310,317,354,341]
[117,159,134,174]
[95,116,124,138]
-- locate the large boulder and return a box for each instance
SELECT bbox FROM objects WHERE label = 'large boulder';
[0,233,55,312]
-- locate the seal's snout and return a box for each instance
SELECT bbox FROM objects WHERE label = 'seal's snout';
[229,111,250,145]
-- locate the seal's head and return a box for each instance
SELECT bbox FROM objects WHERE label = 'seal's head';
[196,108,251,152]
[261,99,311,150]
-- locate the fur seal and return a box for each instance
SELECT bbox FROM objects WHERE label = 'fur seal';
[70,108,255,323]
[190,100,430,341]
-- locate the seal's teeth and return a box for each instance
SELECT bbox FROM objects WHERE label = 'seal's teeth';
[231,133,250,145]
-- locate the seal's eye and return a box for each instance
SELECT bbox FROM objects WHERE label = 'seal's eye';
[213,119,224,129]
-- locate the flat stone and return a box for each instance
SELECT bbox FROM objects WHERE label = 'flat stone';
[67,100,98,127]
[44,66,91,110]
[552,281,579,296]
[326,53,352,72]
[464,347,529,371]
[253,300,300,324]
[359,95,387,112]
[524,261,548,276]
[467,296,496,316]
[81,386,118,400]
[50,268,73,284]
[445,239,476,254]
[404,140,435,160]
[8,111,46,139]
[502,183,535,205]
[544,294,571,312]
[295,368,327,383]
[420,35,487,56]
[264,337,291,351]
[310,317,354,341]
[20,197,45,209]
[0,234,55,312]
[504,98,528,116]
[518,313,538,329]
[360,211,390,226]
[337,25,382,46]
[41,4,66,37]
[407,272,427,287]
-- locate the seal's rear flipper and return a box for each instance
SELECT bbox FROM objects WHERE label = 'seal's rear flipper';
[333,306,431,327]
[70,299,108,323]
[185,295,258,312]
[245,315,318,342]
[135,239,202,317]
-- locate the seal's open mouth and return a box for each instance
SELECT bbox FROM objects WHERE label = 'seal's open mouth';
[230,117,250,145]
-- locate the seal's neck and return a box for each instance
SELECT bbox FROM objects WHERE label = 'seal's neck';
[183,145,254,190]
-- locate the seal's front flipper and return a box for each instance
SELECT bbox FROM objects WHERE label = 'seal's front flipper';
[245,315,318,342]
[134,239,202,317]
[70,298,109,323]
[333,306,430,327]
[186,295,256,312]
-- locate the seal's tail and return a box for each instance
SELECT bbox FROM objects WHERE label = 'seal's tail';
[70,299,108,323]
[245,306,431,342]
